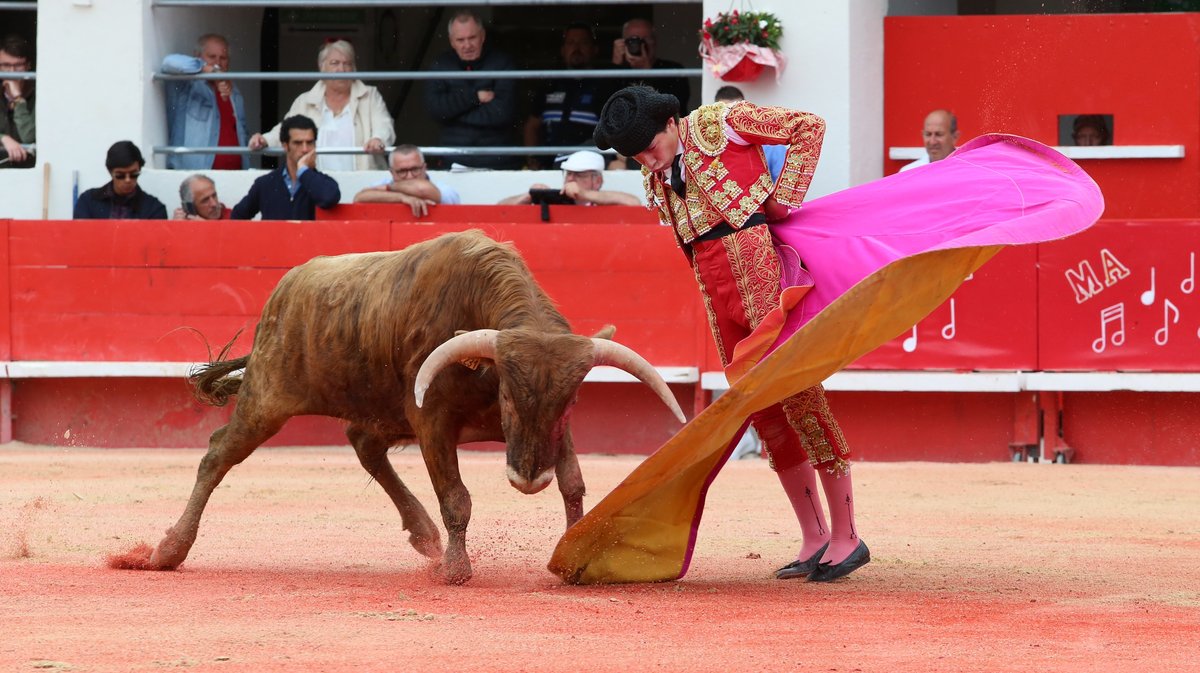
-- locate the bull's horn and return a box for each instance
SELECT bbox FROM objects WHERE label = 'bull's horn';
[414,329,499,408]
[591,339,687,424]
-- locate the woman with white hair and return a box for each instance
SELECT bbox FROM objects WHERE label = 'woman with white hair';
[249,39,395,171]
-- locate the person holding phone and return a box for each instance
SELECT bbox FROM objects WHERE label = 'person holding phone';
[173,174,230,220]
[496,150,641,207]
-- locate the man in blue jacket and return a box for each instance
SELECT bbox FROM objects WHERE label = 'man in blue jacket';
[231,116,341,220]
[161,34,249,170]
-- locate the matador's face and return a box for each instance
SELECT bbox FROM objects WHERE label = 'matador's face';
[633,117,679,174]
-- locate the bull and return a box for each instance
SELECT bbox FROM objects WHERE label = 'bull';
[146,230,684,583]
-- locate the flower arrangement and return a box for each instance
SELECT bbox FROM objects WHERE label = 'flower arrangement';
[701,9,783,50]
[698,9,786,83]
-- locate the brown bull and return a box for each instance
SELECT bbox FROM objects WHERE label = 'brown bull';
[147,230,684,583]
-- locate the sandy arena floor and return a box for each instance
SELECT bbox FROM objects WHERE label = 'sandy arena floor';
[1,445,1198,672]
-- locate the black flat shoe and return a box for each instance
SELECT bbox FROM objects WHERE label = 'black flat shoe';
[774,542,829,580]
[807,540,870,582]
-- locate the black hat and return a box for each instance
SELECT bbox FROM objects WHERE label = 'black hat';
[594,85,680,157]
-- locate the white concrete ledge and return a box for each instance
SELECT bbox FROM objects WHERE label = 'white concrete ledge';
[1025,372,1200,392]
[889,145,1185,161]
[704,370,1200,393]
[0,361,698,385]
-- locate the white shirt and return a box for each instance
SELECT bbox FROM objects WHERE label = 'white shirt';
[317,102,356,173]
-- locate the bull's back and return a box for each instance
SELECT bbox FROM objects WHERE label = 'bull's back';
[246,231,529,412]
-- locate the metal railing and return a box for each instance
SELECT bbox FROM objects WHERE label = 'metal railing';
[0,72,36,81]
[153,144,608,158]
[0,2,37,10]
[154,68,701,82]
[153,0,695,6]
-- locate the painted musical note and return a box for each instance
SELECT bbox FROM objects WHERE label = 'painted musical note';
[1091,303,1126,354]
[1140,267,1156,306]
[941,299,956,340]
[1155,298,1179,346]
[1182,252,1195,295]
[902,325,918,352]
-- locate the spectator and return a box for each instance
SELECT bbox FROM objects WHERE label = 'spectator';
[424,11,520,170]
[233,116,341,220]
[74,141,168,220]
[249,40,394,172]
[523,23,616,168]
[1,34,35,169]
[900,109,958,172]
[161,34,248,170]
[497,150,641,206]
[353,144,462,217]
[611,19,690,111]
[173,174,230,220]
[714,85,784,183]
[1072,114,1111,146]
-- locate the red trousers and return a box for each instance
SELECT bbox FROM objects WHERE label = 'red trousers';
[690,225,851,475]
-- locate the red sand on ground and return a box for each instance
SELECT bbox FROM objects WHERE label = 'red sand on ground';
[2,446,1197,672]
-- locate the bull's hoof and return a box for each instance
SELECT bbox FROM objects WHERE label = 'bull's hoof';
[409,529,443,560]
[147,528,192,569]
[438,550,472,585]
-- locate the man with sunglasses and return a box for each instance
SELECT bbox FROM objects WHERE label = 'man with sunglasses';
[74,141,168,219]
[352,144,460,217]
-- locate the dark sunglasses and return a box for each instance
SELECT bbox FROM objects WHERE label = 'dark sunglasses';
[112,171,141,181]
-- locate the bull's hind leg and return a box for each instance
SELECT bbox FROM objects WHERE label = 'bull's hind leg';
[346,425,442,559]
[149,408,286,569]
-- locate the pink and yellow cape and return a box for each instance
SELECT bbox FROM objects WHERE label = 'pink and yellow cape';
[548,134,1105,584]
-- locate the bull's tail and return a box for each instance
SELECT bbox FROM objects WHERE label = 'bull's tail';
[188,333,249,407]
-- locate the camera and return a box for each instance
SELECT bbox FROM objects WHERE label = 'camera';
[624,36,645,57]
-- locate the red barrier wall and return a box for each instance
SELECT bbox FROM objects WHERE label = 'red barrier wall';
[3,212,1199,464]
[884,13,1200,219]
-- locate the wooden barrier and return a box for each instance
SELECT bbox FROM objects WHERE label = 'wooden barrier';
[3,210,1199,465]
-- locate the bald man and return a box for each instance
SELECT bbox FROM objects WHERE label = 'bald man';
[900,109,959,172]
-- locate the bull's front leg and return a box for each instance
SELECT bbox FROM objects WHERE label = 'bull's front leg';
[419,436,473,584]
[555,434,586,528]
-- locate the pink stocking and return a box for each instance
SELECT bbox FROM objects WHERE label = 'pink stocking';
[776,462,831,560]
[818,466,861,564]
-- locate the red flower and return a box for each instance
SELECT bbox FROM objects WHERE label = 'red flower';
[731,17,739,25]
[732,9,739,15]
[704,18,712,28]
[723,25,730,32]
[762,30,769,38]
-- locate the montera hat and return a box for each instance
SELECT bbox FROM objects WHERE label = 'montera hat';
[594,85,680,157]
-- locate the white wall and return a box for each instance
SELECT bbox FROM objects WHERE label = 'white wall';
[699,1,887,197]
[1,0,883,219]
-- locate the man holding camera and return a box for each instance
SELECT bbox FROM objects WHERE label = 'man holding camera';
[611,19,690,113]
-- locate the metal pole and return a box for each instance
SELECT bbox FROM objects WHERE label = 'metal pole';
[153,68,701,82]
[154,0,693,6]
[152,145,611,157]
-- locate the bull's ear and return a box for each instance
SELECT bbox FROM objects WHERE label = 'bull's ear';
[591,324,617,340]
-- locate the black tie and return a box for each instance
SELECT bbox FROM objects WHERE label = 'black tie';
[669,155,685,197]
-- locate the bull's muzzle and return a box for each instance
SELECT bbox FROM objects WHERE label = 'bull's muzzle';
[506,465,555,495]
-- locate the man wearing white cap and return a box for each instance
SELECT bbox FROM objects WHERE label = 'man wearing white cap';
[498,150,641,206]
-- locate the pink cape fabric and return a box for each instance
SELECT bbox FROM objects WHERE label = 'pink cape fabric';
[548,134,1104,584]
[727,133,1105,381]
